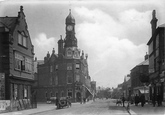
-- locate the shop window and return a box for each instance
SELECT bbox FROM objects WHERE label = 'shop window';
[14,84,18,100]
[24,86,27,99]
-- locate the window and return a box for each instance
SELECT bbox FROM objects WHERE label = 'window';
[67,89,73,98]
[67,63,72,70]
[67,50,72,57]
[18,34,22,45]
[55,76,58,85]
[25,58,32,72]
[24,85,27,99]
[15,52,32,72]
[55,92,58,97]
[50,76,52,85]
[67,72,72,84]
[14,84,18,100]
[18,32,27,47]
[67,76,72,84]
[50,66,53,72]
[75,74,80,82]
[61,91,64,97]
[76,63,80,69]
[55,65,58,70]
[15,53,23,70]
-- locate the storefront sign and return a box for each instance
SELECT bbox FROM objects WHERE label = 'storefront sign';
[0,100,10,111]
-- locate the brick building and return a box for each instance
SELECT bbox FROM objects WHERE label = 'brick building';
[130,54,149,100]
[0,6,35,110]
[35,10,93,102]
[147,10,165,102]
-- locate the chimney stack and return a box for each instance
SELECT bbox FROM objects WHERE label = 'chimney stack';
[150,10,158,35]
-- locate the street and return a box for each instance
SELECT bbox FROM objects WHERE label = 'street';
[31,99,129,115]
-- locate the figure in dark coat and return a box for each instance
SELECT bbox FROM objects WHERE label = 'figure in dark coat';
[134,94,139,106]
[122,96,125,107]
[55,97,59,109]
[140,94,145,107]
[157,94,161,107]
[152,94,156,107]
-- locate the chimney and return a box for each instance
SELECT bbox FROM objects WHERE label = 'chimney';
[150,10,158,35]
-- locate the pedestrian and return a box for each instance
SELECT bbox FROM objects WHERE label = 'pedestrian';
[134,94,139,106]
[55,97,59,109]
[152,94,156,107]
[122,96,125,107]
[157,94,161,107]
[66,96,71,107]
[140,94,145,107]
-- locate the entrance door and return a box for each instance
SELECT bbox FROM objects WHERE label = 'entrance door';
[76,92,81,102]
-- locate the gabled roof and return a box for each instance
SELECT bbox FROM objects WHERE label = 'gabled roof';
[131,59,149,71]
[0,17,17,33]
[137,59,149,66]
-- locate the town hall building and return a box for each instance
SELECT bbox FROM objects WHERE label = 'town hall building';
[35,10,94,102]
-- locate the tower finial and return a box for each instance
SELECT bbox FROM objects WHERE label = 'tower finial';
[69,9,71,14]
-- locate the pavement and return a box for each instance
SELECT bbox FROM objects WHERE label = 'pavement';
[0,101,93,115]
[1,100,165,115]
[125,101,165,115]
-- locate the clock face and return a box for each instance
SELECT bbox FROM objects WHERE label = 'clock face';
[67,25,73,31]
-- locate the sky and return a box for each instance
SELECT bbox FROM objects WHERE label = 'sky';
[0,0,165,88]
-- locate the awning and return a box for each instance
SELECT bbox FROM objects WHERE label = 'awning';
[134,86,149,94]
[82,85,94,97]
[139,89,149,94]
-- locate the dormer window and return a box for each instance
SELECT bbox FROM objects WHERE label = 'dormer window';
[18,31,27,47]
[67,49,72,57]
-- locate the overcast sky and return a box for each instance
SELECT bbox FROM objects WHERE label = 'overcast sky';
[0,0,165,88]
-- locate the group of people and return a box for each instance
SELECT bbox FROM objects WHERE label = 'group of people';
[134,93,163,107]
[134,94,145,107]
[152,94,162,107]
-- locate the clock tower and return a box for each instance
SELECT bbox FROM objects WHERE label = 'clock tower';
[64,9,77,48]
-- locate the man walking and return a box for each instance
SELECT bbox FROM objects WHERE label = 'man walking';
[122,96,125,107]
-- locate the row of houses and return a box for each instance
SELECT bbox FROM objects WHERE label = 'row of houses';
[0,6,96,112]
[116,10,165,104]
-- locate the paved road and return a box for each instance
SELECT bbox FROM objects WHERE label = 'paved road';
[31,99,129,115]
